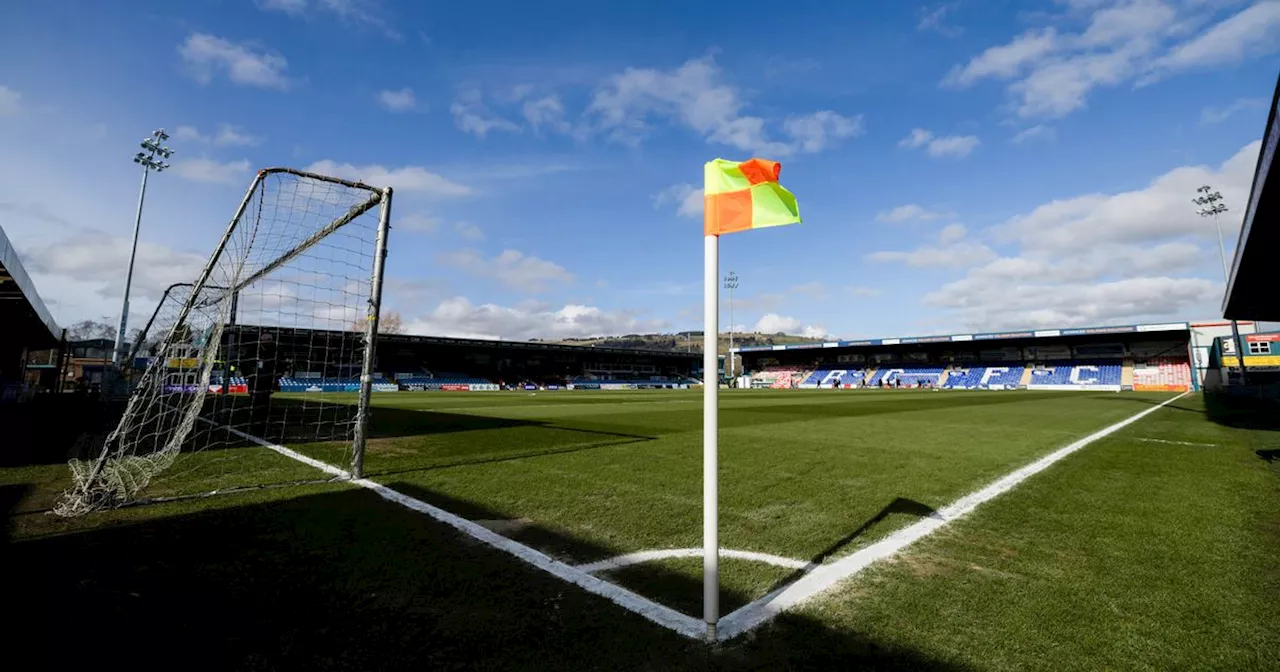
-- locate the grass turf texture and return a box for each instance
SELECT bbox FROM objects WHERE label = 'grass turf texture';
[5,390,1277,669]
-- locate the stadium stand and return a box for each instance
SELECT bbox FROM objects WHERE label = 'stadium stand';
[801,369,866,388]
[1132,357,1192,392]
[749,366,808,388]
[278,377,399,392]
[942,365,1026,389]
[1025,360,1122,390]
[395,375,490,390]
[867,366,944,387]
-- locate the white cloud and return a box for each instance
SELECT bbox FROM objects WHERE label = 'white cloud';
[943,28,1059,87]
[174,124,263,147]
[754,313,828,337]
[304,160,473,196]
[875,203,950,223]
[522,94,576,136]
[918,3,963,37]
[438,248,573,292]
[454,221,484,241]
[898,128,934,149]
[993,141,1260,251]
[846,285,883,298]
[937,222,967,245]
[256,0,400,38]
[944,1,1280,119]
[1200,97,1266,125]
[1153,1,1280,75]
[654,183,703,218]
[405,297,664,340]
[898,128,980,158]
[910,142,1261,330]
[178,33,293,90]
[377,87,417,112]
[0,85,22,115]
[1011,124,1056,143]
[18,228,207,314]
[587,56,859,156]
[867,240,997,268]
[256,0,307,15]
[451,89,521,138]
[396,213,442,233]
[171,157,252,185]
[925,273,1217,330]
[1009,46,1142,117]
[782,111,865,153]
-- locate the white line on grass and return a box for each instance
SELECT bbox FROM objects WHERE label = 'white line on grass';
[576,548,811,574]
[190,416,707,639]
[714,391,1192,641]
[1137,437,1218,447]
[189,391,1187,642]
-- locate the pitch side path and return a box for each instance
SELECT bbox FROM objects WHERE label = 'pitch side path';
[6,390,1278,669]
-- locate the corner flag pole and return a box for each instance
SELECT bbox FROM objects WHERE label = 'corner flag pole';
[700,157,798,642]
[703,231,720,641]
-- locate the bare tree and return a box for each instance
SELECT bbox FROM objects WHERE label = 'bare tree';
[67,318,118,341]
[350,310,404,335]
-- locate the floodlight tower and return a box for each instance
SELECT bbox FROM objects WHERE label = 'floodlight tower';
[1192,185,1247,383]
[112,129,173,367]
[723,271,739,383]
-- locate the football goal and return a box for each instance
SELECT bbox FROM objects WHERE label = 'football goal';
[54,167,393,516]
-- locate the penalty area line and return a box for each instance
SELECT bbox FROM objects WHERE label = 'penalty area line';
[715,390,1192,641]
[188,414,707,640]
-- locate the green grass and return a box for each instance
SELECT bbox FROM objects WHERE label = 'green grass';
[5,390,1277,669]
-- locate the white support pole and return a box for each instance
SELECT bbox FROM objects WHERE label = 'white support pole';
[728,286,734,383]
[702,233,719,641]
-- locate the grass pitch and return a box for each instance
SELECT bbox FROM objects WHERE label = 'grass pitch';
[5,390,1278,669]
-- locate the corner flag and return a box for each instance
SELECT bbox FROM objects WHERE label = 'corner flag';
[701,157,800,640]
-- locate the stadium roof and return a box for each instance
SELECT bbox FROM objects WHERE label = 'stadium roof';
[230,324,700,359]
[733,321,1193,354]
[1223,71,1280,321]
[0,224,60,349]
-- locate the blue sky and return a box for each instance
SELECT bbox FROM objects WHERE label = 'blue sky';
[0,0,1276,341]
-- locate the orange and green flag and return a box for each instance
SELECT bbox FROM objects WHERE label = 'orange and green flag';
[703,158,801,236]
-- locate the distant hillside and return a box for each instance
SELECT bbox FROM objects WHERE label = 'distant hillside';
[539,331,825,355]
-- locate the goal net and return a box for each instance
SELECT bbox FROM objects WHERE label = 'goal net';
[54,167,392,516]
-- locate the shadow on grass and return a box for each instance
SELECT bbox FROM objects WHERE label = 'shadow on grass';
[0,396,127,467]
[759,498,939,600]
[6,481,973,670]
[1203,392,1280,431]
[361,429,655,480]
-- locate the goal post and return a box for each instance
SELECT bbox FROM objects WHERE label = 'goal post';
[55,167,393,516]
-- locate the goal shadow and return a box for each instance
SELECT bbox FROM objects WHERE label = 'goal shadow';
[5,480,973,670]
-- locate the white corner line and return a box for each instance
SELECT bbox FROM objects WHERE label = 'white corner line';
[190,415,706,639]
[715,391,1191,641]
[576,548,811,574]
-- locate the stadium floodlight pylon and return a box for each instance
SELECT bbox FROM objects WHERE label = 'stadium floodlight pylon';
[54,167,393,516]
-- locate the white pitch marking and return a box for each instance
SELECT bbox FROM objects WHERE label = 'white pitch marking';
[576,548,811,574]
[189,414,706,639]
[1137,437,1219,447]
[715,391,1192,641]
[189,391,1187,642]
